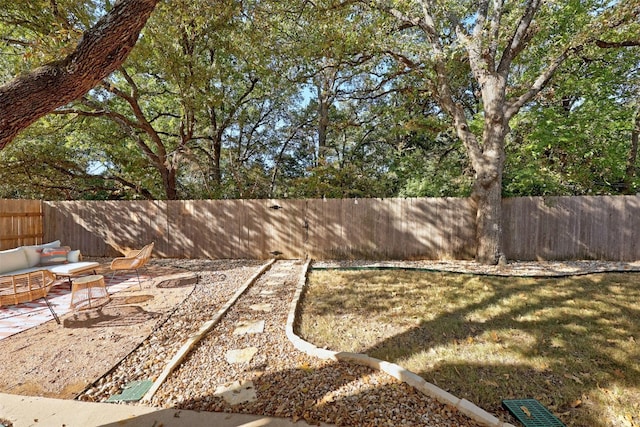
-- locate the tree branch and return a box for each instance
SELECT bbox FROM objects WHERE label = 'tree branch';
[505,45,577,120]
[0,0,160,149]
[1,37,34,47]
[595,39,640,48]
[101,71,167,161]
[497,0,541,75]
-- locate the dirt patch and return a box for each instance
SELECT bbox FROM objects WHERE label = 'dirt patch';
[0,264,196,399]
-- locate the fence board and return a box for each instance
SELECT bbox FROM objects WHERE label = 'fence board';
[306,199,341,259]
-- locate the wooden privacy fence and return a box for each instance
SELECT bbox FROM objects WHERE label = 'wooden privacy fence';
[502,196,640,261]
[2,196,639,260]
[0,199,43,250]
[42,198,476,260]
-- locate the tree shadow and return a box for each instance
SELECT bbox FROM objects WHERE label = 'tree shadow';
[170,361,482,426]
[302,270,640,426]
[63,303,162,329]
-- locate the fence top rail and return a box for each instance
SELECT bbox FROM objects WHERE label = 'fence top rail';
[0,212,43,217]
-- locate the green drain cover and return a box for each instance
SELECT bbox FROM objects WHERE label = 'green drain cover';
[502,399,566,427]
[106,380,153,402]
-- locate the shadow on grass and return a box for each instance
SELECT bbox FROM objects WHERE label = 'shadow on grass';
[301,270,640,427]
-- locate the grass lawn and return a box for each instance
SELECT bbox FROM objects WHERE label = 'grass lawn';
[299,269,640,427]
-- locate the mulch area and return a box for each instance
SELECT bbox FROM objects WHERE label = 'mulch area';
[312,259,640,276]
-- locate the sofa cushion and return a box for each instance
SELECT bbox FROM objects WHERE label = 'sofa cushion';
[39,247,71,266]
[48,261,100,276]
[0,248,29,275]
[1,261,101,278]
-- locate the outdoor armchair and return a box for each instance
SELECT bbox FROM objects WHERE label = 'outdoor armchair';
[109,242,154,290]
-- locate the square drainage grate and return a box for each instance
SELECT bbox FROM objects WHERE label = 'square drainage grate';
[502,399,566,427]
[106,380,153,403]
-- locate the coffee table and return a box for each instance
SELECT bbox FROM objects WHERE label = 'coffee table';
[49,261,101,289]
[70,274,110,311]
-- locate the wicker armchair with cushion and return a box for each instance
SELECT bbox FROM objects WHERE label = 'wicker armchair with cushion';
[109,242,154,290]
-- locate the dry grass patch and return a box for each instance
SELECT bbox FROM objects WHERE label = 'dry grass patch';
[299,269,640,427]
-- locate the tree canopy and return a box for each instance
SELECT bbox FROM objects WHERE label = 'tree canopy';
[0,0,638,262]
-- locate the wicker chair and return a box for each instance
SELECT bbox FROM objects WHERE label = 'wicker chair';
[0,270,59,324]
[109,242,154,290]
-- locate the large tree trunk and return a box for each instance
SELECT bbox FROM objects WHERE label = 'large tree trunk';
[0,0,160,149]
[471,162,504,264]
[468,132,506,264]
[471,79,508,264]
[444,98,507,265]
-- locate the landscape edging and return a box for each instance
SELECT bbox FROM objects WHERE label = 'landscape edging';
[141,259,276,403]
[285,259,516,427]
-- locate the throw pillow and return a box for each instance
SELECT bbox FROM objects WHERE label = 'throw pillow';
[24,241,62,267]
[39,246,71,266]
[41,240,62,249]
[67,249,81,263]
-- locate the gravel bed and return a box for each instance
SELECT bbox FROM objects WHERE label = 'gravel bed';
[149,260,482,427]
[77,259,264,402]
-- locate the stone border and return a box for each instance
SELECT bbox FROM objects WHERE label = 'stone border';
[141,259,275,403]
[285,259,516,427]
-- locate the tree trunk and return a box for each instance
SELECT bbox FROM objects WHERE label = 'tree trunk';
[205,105,223,186]
[315,63,338,165]
[468,80,507,264]
[472,167,504,264]
[622,107,640,194]
[210,134,223,185]
[161,166,178,200]
[0,0,160,149]
[317,81,330,163]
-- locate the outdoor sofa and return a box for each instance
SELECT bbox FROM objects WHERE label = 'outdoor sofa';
[0,241,100,323]
[0,240,99,279]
